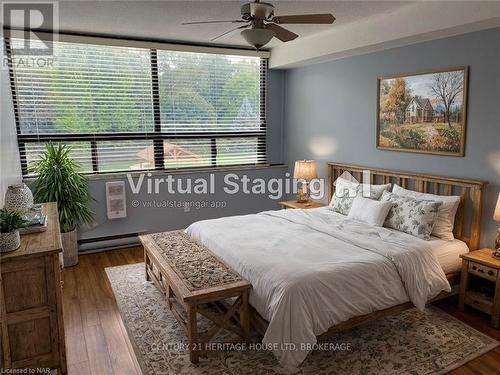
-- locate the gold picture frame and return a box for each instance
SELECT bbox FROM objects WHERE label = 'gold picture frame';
[377,66,469,156]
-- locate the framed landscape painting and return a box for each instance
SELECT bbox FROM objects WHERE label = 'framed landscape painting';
[377,66,468,156]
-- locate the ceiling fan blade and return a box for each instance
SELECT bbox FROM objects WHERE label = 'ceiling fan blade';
[182,20,246,25]
[271,14,335,24]
[266,23,298,42]
[211,24,249,41]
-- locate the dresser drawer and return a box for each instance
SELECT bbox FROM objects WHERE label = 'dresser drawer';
[468,262,497,282]
[2,258,48,313]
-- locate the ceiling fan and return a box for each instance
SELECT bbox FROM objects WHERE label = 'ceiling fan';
[182,0,335,49]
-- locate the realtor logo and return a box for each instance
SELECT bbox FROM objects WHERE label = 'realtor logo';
[2,1,59,55]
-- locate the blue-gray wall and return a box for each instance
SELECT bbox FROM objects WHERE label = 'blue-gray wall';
[283,27,500,248]
[267,69,285,165]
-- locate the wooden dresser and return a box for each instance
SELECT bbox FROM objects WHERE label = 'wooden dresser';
[0,202,67,374]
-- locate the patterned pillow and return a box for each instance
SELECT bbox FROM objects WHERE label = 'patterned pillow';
[392,184,460,240]
[330,178,391,215]
[380,191,442,240]
[331,194,356,215]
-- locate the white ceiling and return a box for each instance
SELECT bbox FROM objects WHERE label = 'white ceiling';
[16,0,414,49]
[5,1,499,67]
[270,1,500,68]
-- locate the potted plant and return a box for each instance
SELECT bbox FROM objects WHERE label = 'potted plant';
[31,143,94,266]
[0,209,27,253]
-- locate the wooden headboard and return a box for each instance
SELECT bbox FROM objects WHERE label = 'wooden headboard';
[327,162,487,250]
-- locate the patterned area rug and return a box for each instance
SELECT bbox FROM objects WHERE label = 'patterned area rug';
[106,263,498,375]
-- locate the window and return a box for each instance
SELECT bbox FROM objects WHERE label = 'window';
[6,37,268,175]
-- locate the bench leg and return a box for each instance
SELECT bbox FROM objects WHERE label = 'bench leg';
[144,249,151,281]
[167,285,173,309]
[240,290,250,342]
[187,304,199,364]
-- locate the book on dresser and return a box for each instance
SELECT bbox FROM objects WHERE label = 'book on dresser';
[0,202,67,374]
[18,204,48,234]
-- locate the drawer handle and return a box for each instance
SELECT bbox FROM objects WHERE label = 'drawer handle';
[472,265,477,270]
[488,270,494,276]
[478,268,484,273]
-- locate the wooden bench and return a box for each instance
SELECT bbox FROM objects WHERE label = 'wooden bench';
[139,230,251,363]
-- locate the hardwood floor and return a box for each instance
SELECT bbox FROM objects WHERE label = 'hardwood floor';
[62,246,143,375]
[62,247,500,375]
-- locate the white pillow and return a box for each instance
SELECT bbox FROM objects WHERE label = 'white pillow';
[348,196,393,227]
[392,184,460,240]
[329,177,391,206]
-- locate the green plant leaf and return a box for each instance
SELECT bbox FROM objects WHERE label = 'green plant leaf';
[31,143,95,233]
[0,209,28,232]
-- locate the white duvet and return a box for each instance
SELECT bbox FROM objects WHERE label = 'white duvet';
[186,207,451,369]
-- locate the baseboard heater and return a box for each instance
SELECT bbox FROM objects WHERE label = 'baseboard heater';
[78,231,146,253]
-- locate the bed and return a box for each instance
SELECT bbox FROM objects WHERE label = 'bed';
[186,162,486,369]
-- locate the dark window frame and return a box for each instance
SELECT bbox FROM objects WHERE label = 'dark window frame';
[5,37,268,176]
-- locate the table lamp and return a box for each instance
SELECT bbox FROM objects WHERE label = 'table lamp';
[293,160,317,203]
[494,193,500,258]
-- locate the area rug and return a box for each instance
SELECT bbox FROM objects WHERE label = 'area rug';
[106,263,498,375]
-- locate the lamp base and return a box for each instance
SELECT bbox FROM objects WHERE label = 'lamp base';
[494,229,500,259]
[296,185,310,203]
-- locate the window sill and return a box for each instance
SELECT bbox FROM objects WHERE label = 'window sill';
[23,164,287,182]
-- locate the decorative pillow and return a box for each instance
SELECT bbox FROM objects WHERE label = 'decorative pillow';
[366,183,392,200]
[330,178,359,215]
[348,196,393,227]
[380,191,442,240]
[330,177,391,215]
[392,184,460,240]
[331,194,355,215]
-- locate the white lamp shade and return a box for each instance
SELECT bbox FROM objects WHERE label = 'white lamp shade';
[494,193,500,221]
[241,28,274,49]
[293,160,317,181]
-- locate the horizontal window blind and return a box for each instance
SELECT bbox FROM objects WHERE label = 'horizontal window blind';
[163,139,212,169]
[216,138,266,166]
[10,39,154,135]
[96,140,155,173]
[24,142,93,173]
[7,36,268,175]
[158,51,262,132]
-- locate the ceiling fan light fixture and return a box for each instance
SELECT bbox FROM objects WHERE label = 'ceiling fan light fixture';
[241,28,274,49]
[183,1,335,47]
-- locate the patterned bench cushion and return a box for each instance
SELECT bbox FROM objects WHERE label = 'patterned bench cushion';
[150,231,243,291]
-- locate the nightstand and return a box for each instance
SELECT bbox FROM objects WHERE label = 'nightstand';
[279,200,326,210]
[459,248,500,328]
